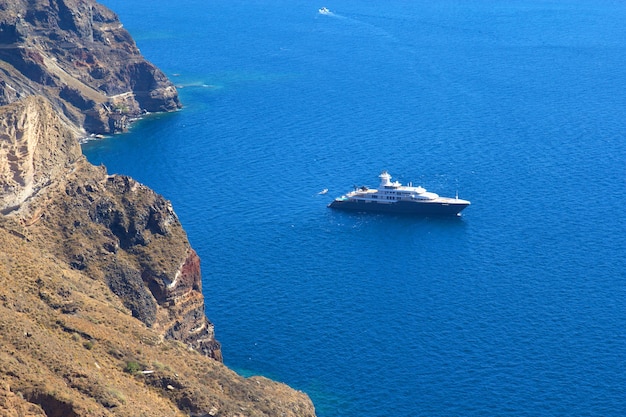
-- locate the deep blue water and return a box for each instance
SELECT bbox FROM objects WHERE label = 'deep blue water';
[83,1,626,416]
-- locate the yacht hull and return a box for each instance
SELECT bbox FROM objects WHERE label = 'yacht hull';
[328,199,469,216]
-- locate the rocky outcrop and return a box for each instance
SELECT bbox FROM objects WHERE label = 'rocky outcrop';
[0,96,81,214]
[0,0,181,135]
[0,96,316,416]
[0,384,46,417]
[1,96,221,361]
[0,219,316,416]
[0,1,317,415]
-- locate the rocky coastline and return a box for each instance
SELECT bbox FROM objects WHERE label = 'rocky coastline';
[0,0,181,136]
[0,0,316,415]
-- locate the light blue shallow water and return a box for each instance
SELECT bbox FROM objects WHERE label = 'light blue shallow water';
[84,1,626,415]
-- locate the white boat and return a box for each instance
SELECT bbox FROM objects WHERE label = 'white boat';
[318,7,331,15]
[328,171,470,216]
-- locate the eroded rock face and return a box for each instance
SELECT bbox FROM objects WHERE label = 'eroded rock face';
[1,96,222,362]
[0,0,181,135]
[0,224,317,416]
[0,384,46,417]
[0,98,316,417]
[0,0,318,414]
[0,97,81,214]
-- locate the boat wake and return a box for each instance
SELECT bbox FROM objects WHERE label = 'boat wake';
[317,7,397,44]
[174,82,220,90]
[318,7,345,19]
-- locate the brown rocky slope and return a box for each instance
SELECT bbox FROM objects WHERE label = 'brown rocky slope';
[0,0,317,415]
[0,95,316,417]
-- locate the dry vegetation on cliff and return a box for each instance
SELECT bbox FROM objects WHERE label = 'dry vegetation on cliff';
[0,97,316,416]
[0,0,317,414]
[0,224,314,417]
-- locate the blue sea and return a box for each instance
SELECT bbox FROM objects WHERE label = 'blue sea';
[83,1,626,416]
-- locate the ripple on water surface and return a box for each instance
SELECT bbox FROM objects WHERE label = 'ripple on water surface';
[87,1,626,416]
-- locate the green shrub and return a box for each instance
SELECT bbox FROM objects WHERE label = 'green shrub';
[108,388,127,405]
[124,361,141,375]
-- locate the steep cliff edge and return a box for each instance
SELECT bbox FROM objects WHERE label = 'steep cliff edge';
[0,94,81,214]
[0,96,316,416]
[0,0,317,414]
[0,97,222,360]
[0,0,181,135]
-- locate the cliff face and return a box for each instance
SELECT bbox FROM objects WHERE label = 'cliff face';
[0,0,317,415]
[0,95,81,214]
[0,204,315,416]
[0,95,316,417]
[0,0,181,135]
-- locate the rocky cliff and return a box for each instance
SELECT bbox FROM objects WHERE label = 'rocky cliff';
[0,96,222,360]
[0,94,315,417]
[0,0,181,136]
[0,1,317,416]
